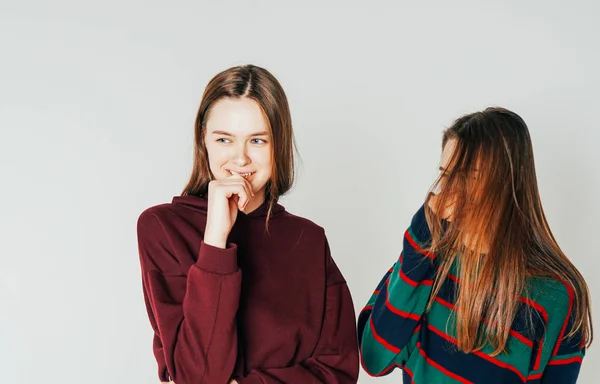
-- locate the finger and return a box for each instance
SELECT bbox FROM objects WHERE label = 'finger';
[227,176,253,207]
[224,183,250,210]
[237,187,250,211]
[241,176,255,197]
[227,174,255,197]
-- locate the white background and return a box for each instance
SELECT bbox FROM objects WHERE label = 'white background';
[1,1,598,382]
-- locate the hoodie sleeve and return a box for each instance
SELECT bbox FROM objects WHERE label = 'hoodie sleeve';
[234,238,360,384]
[357,205,437,377]
[137,210,242,384]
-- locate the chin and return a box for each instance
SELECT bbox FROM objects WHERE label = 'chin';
[252,183,268,195]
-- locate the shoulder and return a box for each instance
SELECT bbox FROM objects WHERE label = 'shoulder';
[404,204,433,249]
[136,198,207,272]
[136,203,181,269]
[137,202,180,239]
[526,275,587,356]
[277,210,326,239]
[278,211,348,282]
[137,195,208,238]
[409,204,429,233]
[526,275,574,323]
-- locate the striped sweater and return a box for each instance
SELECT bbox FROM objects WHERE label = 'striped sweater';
[358,205,586,383]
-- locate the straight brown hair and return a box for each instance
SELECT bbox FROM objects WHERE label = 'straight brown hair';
[426,107,593,355]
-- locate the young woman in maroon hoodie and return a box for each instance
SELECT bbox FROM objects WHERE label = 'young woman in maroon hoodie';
[137,65,359,384]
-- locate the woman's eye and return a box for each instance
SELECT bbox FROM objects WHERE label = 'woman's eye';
[216,138,231,143]
[251,138,267,144]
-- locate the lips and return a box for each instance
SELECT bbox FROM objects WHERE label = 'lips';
[228,170,254,178]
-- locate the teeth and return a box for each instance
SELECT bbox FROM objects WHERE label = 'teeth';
[229,170,251,178]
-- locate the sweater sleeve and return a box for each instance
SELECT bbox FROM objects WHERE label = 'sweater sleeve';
[138,211,242,384]
[358,205,436,377]
[234,238,360,384]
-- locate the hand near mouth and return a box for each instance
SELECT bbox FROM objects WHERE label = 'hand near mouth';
[204,174,255,248]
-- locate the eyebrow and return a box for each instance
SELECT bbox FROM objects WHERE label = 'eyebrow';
[210,130,269,137]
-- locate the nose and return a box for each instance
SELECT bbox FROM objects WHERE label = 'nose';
[232,144,251,167]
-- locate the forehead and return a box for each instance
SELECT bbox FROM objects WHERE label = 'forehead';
[206,97,268,134]
[440,139,457,169]
[440,139,482,174]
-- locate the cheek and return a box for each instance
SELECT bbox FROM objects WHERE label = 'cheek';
[252,148,272,172]
[205,145,228,171]
[466,180,483,202]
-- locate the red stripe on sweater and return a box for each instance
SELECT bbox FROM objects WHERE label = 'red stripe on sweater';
[399,269,419,287]
[405,229,436,258]
[398,252,434,286]
[527,372,543,380]
[427,324,526,382]
[359,305,374,318]
[519,296,548,371]
[416,342,474,384]
[385,278,422,321]
[433,293,534,349]
[553,278,574,357]
[447,274,542,355]
[369,316,400,354]
[403,366,416,384]
[548,356,583,365]
[434,296,455,310]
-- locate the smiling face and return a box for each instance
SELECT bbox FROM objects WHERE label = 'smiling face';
[204,97,273,204]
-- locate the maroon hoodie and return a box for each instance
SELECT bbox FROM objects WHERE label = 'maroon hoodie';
[137,195,359,383]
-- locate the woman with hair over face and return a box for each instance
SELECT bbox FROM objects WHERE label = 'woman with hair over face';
[358,107,592,383]
[137,65,359,384]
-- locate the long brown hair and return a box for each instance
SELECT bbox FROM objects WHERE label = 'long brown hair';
[182,65,296,221]
[426,107,593,355]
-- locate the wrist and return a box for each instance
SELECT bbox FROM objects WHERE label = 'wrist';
[203,229,228,249]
